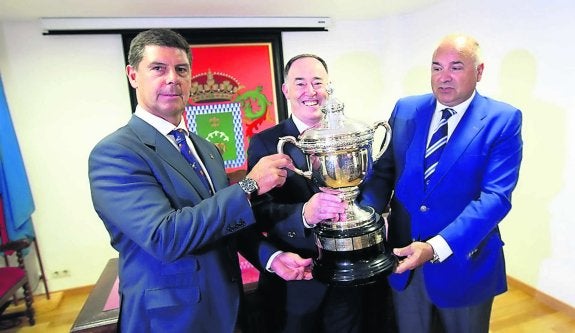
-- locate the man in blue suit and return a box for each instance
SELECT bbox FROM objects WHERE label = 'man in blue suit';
[361,34,523,332]
[88,29,313,333]
[247,54,363,332]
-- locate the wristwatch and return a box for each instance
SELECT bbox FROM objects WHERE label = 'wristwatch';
[238,177,259,195]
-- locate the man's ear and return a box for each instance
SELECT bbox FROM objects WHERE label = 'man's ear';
[476,63,485,83]
[126,65,138,88]
[281,82,288,98]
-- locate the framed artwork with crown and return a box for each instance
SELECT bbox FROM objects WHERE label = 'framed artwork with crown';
[184,40,285,173]
[123,29,288,175]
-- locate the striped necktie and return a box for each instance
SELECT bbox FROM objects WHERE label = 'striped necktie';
[424,108,455,187]
[171,129,213,195]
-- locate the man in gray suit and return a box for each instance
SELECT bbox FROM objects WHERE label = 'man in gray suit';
[89,29,312,333]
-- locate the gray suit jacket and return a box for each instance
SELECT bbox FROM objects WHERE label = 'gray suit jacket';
[89,115,266,332]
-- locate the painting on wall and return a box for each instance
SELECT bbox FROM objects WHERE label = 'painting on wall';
[185,41,285,174]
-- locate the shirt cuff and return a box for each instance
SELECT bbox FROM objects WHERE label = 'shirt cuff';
[301,202,315,229]
[265,250,283,272]
[427,235,452,263]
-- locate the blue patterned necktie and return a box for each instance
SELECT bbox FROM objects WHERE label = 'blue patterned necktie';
[424,108,455,187]
[171,129,213,195]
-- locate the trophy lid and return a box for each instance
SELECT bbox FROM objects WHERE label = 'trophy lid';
[298,85,375,153]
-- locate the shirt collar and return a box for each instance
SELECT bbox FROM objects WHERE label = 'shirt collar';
[435,90,476,116]
[292,114,316,134]
[134,105,187,135]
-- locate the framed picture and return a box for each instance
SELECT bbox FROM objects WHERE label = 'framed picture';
[122,29,288,174]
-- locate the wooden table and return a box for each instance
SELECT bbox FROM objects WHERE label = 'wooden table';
[69,258,118,333]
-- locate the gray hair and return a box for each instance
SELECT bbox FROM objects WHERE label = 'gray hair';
[283,54,328,79]
[128,29,192,69]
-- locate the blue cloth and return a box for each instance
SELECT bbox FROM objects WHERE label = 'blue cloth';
[0,75,35,242]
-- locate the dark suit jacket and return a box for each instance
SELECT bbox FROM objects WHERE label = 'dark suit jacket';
[88,115,275,333]
[247,117,329,315]
[360,92,523,307]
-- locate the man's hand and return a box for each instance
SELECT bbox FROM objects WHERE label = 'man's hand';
[303,187,347,225]
[270,252,313,281]
[246,154,294,195]
[393,241,435,274]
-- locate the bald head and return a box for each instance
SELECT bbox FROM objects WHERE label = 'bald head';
[430,34,485,107]
[434,34,483,68]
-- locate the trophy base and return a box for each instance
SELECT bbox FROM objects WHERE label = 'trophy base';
[312,217,397,286]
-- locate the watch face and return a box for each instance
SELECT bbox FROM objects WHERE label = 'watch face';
[240,178,258,194]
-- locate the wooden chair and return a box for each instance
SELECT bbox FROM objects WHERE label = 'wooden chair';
[0,238,35,329]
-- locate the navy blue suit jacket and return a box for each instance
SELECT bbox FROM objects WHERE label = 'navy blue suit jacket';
[361,92,523,307]
[89,115,276,332]
[247,117,329,314]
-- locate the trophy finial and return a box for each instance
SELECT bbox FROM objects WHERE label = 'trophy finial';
[326,83,334,96]
[322,83,344,115]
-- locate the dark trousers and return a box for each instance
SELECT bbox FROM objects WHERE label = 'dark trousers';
[282,285,362,333]
[361,278,398,333]
[392,268,493,333]
[249,273,398,333]
[257,276,362,333]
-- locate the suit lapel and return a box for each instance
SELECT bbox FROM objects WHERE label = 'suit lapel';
[427,94,487,192]
[282,118,318,193]
[283,119,308,170]
[190,135,228,191]
[128,116,212,198]
[407,99,436,193]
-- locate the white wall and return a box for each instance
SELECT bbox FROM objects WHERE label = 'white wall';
[1,0,574,306]
[0,23,126,291]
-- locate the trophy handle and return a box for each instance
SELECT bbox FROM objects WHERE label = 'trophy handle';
[372,121,392,161]
[277,136,312,178]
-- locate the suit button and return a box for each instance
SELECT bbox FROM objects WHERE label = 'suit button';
[420,205,428,212]
[468,248,479,259]
[288,231,296,238]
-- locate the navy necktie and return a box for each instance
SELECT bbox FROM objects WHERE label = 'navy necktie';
[424,108,455,187]
[171,129,213,194]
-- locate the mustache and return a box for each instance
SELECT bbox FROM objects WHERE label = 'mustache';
[159,89,184,96]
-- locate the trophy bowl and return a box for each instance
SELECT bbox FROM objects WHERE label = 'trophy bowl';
[277,89,397,286]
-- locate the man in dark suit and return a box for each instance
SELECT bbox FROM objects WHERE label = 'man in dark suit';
[360,34,523,332]
[88,29,313,333]
[247,54,363,332]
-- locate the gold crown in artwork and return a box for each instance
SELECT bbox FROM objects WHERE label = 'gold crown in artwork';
[190,69,241,103]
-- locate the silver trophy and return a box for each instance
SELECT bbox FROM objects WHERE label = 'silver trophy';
[277,86,396,286]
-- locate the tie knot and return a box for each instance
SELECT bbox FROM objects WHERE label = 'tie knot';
[171,129,187,144]
[441,108,455,120]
